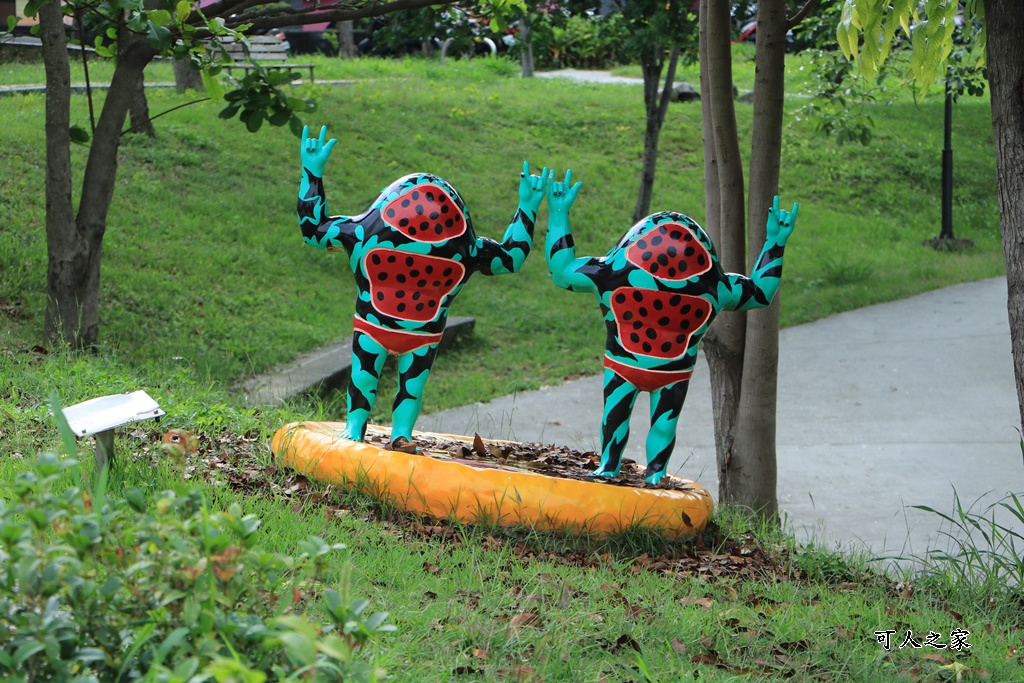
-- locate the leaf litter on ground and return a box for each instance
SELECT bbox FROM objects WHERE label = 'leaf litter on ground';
[122,425,796,583]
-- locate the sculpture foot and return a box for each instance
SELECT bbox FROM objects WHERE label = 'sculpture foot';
[339,425,364,442]
[590,467,621,479]
[644,470,666,486]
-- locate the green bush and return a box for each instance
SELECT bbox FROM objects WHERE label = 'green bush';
[520,9,631,70]
[0,453,394,682]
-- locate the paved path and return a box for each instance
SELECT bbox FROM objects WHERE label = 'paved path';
[536,68,644,85]
[422,278,1023,559]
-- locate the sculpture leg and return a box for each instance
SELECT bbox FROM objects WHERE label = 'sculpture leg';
[595,368,639,477]
[390,342,440,442]
[643,379,689,485]
[340,330,388,442]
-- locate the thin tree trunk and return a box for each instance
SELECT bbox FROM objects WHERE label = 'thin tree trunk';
[730,0,789,520]
[519,13,535,78]
[173,58,203,92]
[984,0,1024,434]
[39,0,81,346]
[700,0,748,506]
[129,71,156,136]
[337,20,357,58]
[47,24,158,349]
[633,47,680,223]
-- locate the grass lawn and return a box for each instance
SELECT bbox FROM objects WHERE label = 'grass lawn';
[0,51,1003,415]
[0,51,1019,681]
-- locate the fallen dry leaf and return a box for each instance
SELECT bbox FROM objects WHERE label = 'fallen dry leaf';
[611,633,642,653]
[497,665,536,681]
[679,596,715,609]
[509,612,542,629]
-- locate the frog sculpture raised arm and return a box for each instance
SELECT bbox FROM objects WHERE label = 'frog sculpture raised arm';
[298,125,549,445]
[544,171,798,485]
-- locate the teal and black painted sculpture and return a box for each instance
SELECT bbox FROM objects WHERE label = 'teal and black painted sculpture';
[298,126,548,443]
[544,171,798,485]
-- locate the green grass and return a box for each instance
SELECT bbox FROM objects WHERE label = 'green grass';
[3,344,1024,681]
[0,52,1018,679]
[0,53,1003,424]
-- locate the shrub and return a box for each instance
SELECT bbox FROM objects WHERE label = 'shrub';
[0,453,394,682]
[515,8,631,70]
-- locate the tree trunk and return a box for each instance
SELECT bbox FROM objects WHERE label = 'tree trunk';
[39,0,80,346]
[984,0,1024,434]
[519,13,535,78]
[43,20,159,349]
[728,0,789,520]
[128,70,156,137]
[700,0,750,510]
[173,58,203,92]
[632,47,680,223]
[337,20,357,58]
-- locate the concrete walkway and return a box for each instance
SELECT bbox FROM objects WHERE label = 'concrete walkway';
[421,278,1023,560]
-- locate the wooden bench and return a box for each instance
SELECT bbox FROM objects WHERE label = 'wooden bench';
[221,35,315,83]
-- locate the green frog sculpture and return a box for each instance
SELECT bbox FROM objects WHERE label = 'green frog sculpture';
[297,125,548,444]
[544,170,798,485]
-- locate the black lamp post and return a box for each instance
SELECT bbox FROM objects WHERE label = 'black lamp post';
[940,71,954,240]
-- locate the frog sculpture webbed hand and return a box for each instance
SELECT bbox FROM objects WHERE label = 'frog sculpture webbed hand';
[298,126,548,444]
[545,171,798,485]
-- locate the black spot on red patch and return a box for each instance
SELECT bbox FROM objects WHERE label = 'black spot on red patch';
[610,287,712,359]
[382,183,467,243]
[364,248,466,322]
[626,222,712,281]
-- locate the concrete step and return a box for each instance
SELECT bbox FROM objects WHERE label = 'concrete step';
[240,316,475,406]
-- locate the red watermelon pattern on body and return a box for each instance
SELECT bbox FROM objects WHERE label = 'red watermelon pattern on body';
[610,287,712,359]
[364,248,466,322]
[625,222,712,280]
[381,184,467,242]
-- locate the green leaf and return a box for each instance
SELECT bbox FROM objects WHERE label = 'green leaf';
[202,71,224,102]
[276,615,319,640]
[13,641,45,666]
[49,392,80,458]
[146,22,172,51]
[153,627,190,666]
[244,109,264,133]
[837,1,858,63]
[268,106,290,127]
[286,97,307,112]
[176,0,191,21]
[315,635,352,662]
[23,0,44,19]
[148,9,171,27]
[76,648,107,664]
[123,487,146,512]
[276,631,316,666]
[219,104,241,120]
[6,15,17,33]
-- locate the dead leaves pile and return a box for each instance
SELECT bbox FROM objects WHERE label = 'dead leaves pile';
[367,430,699,492]
[128,427,784,584]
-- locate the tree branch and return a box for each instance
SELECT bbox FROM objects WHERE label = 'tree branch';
[225,0,459,31]
[786,0,819,31]
[192,0,262,21]
[121,97,210,137]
